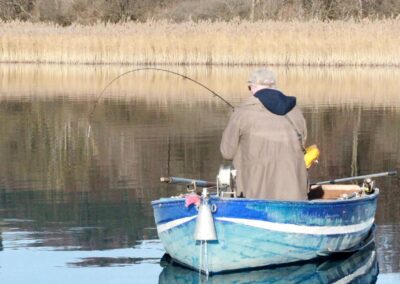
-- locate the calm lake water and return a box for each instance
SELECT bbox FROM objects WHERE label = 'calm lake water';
[0,65,399,283]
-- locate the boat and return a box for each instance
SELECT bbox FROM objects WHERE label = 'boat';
[158,242,378,283]
[152,168,394,274]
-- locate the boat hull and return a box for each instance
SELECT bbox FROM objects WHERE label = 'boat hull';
[152,192,378,273]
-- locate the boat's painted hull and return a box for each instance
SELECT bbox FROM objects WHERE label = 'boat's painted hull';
[152,192,378,273]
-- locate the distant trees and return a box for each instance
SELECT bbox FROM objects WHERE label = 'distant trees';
[1,0,400,25]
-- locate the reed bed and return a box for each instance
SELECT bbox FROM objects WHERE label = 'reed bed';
[1,64,400,108]
[1,20,400,66]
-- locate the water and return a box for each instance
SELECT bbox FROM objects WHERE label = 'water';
[0,65,399,283]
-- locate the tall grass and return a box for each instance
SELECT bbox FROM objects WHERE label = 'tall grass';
[1,19,400,66]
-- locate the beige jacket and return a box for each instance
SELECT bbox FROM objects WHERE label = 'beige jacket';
[220,95,308,200]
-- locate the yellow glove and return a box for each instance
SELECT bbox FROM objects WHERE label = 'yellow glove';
[304,145,320,169]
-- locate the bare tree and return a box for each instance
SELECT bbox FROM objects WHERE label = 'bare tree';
[250,0,258,21]
[1,0,400,24]
[0,0,35,21]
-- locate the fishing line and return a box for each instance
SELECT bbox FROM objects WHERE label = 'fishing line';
[88,67,234,122]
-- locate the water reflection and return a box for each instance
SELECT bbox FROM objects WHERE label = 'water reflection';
[0,190,157,250]
[69,256,160,267]
[1,64,400,107]
[0,65,399,282]
[159,244,378,283]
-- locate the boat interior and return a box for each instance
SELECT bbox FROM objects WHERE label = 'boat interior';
[308,184,367,200]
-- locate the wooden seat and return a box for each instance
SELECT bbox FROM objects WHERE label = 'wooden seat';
[308,184,362,200]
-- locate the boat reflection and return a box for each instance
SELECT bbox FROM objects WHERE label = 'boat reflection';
[159,243,378,284]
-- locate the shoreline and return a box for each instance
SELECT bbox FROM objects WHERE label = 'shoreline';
[1,61,400,68]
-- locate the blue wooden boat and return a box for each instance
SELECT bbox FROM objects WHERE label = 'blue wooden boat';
[152,169,398,274]
[152,183,378,274]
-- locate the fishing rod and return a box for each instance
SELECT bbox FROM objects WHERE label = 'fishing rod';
[313,170,397,185]
[160,176,217,188]
[88,67,235,121]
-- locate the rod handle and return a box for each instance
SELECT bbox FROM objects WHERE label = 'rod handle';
[160,177,171,183]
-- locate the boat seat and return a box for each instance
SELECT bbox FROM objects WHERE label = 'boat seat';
[308,184,363,200]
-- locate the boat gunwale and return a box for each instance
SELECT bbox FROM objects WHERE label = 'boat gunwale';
[151,189,379,207]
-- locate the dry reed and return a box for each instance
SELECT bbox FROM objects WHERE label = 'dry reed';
[1,19,400,66]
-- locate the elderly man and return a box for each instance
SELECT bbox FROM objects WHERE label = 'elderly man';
[220,68,308,200]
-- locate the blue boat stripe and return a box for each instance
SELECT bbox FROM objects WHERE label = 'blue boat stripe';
[157,216,196,233]
[215,217,375,235]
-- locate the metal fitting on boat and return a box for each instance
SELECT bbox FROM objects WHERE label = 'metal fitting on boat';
[194,188,217,241]
[363,178,375,194]
[217,165,237,197]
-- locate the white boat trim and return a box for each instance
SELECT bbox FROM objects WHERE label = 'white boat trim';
[157,216,196,233]
[216,217,375,235]
[157,215,374,235]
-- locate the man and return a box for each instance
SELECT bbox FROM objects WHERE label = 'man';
[220,68,308,200]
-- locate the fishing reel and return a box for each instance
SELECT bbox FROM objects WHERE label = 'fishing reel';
[362,178,376,195]
[216,165,237,198]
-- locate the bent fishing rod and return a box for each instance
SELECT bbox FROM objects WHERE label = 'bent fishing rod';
[88,67,235,121]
